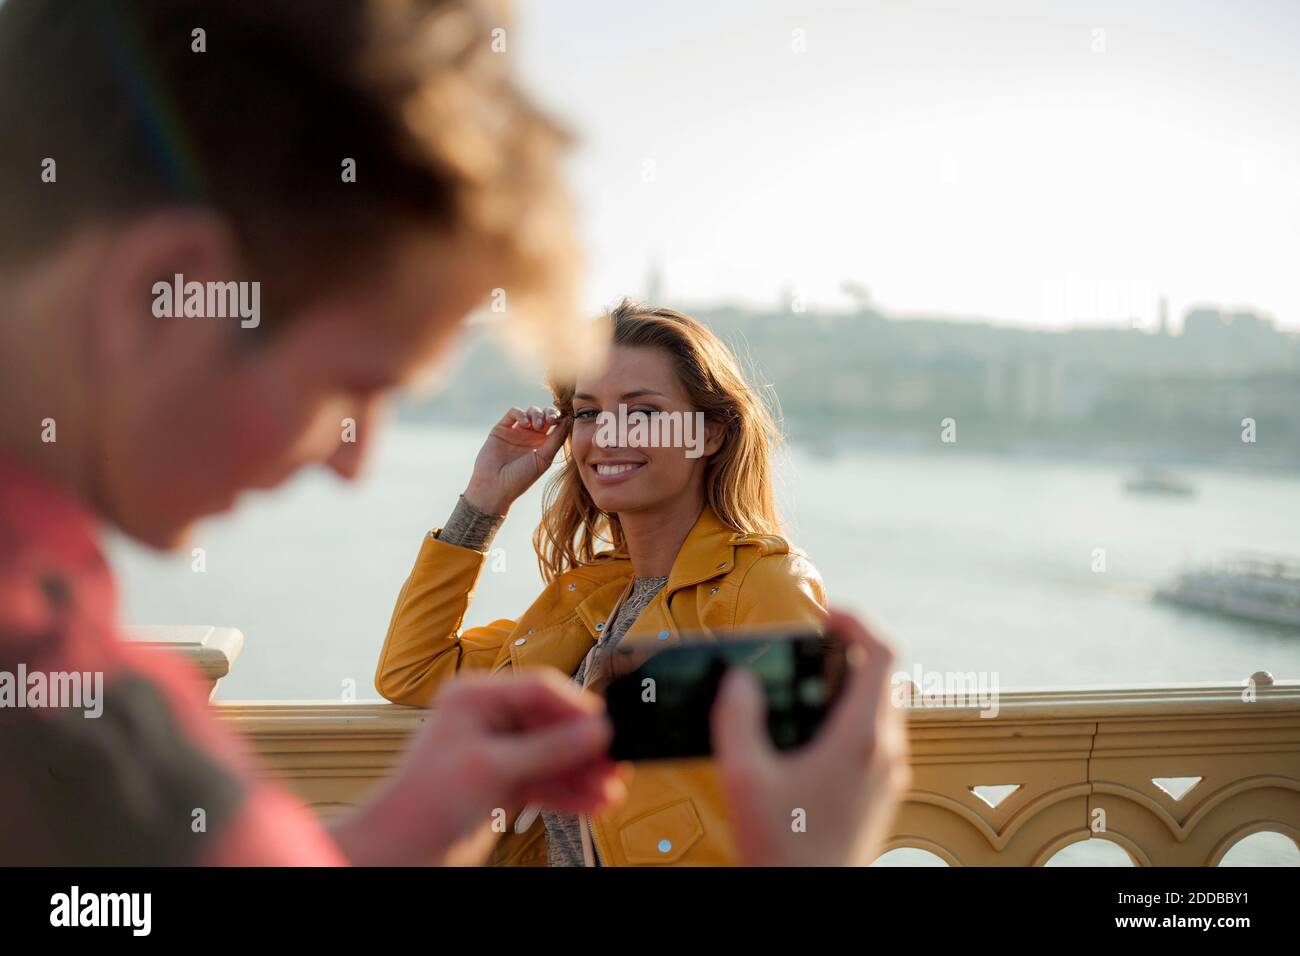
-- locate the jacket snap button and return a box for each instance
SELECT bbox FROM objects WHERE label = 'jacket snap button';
[717,562,727,570]
[527,628,535,634]
[568,583,576,591]
[657,839,672,854]
[657,630,670,641]
[514,638,526,646]
[710,587,718,594]
[595,622,605,631]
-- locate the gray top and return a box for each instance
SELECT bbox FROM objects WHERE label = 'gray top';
[436,496,667,866]
[541,573,668,867]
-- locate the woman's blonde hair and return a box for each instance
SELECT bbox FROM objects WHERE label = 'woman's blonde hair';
[533,299,783,582]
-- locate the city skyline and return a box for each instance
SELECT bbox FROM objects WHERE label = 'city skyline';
[634,261,1292,338]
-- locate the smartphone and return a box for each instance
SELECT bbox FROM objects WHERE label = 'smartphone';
[605,629,846,762]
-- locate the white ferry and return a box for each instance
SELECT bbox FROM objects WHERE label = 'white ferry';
[1157,553,1300,629]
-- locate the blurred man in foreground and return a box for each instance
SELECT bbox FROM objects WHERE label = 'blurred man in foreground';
[0,0,907,865]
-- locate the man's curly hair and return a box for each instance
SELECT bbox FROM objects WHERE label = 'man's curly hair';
[0,0,579,346]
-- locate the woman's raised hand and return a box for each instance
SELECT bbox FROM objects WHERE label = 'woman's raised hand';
[462,406,571,515]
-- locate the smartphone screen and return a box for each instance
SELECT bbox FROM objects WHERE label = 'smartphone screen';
[605,629,846,762]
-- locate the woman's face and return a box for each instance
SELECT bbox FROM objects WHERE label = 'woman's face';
[569,344,722,517]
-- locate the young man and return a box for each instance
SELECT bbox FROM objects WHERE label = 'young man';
[0,0,908,866]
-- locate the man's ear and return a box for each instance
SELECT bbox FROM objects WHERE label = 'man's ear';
[88,210,243,371]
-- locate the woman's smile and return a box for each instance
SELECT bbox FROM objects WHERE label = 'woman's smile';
[589,459,647,484]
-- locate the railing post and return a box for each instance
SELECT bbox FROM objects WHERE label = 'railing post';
[124,624,244,700]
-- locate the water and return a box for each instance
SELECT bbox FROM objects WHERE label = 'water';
[109,422,1300,698]
[107,422,1300,865]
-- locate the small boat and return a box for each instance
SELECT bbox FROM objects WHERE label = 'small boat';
[1124,468,1196,497]
[1156,553,1300,629]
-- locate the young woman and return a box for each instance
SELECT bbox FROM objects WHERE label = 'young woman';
[375,299,828,866]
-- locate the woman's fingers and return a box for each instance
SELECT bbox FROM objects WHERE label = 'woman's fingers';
[536,415,571,463]
[500,405,563,434]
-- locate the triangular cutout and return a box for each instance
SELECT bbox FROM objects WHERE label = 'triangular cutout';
[971,784,1021,809]
[1152,776,1202,800]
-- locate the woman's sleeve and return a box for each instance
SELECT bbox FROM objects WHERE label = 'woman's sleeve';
[374,500,515,706]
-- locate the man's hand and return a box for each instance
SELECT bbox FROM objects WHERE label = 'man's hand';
[711,608,910,866]
[332,671,623,866]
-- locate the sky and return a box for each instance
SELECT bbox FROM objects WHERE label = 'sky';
[513,0,1300,331]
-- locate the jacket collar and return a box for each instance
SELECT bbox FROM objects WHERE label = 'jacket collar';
[663,505,741,594]
[573,506,739,635]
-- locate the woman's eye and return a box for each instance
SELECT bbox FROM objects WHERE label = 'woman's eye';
[573,408,599,421]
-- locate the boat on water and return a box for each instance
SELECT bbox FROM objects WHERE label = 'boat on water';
[1157,553,1300,629]
[1124,468,1197,497]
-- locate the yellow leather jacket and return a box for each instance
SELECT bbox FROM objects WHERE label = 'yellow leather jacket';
[375,505,828,866]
